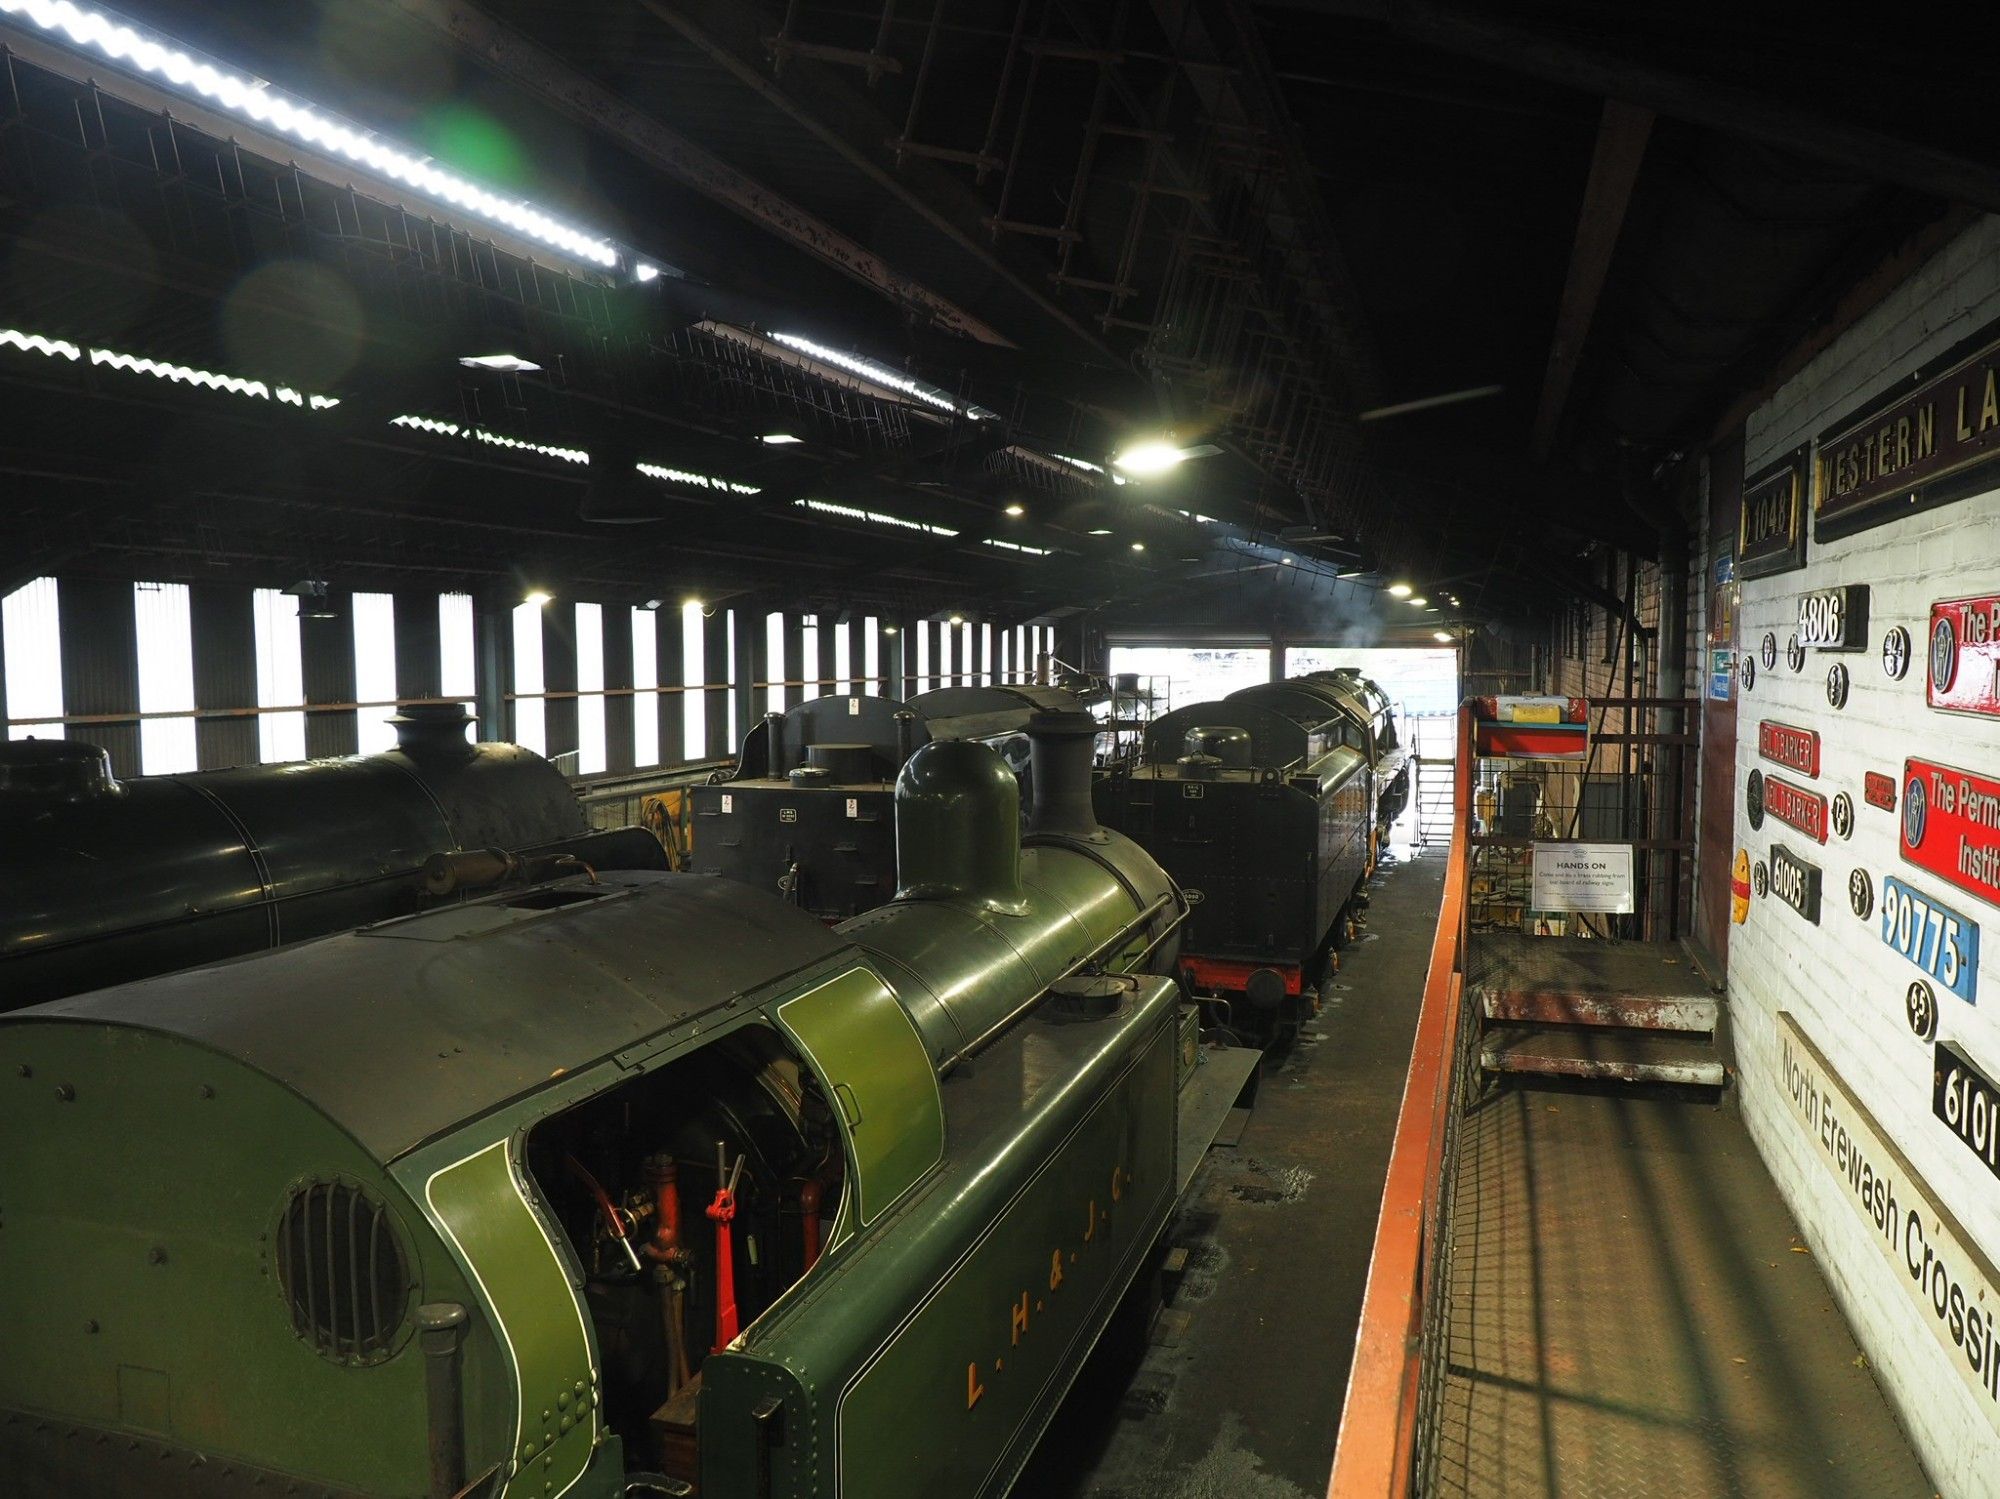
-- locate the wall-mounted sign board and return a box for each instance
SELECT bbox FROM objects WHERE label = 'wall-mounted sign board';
[1797,584,1870,650]
[1934,1041,2000,1184]
[1739,448,1808,578]
[1814,317,2000,541]
[1757,720,1820,777]
[1901,757,2000,908]
[1529,842,1634,913]
[1880,874,1979,1003]
[1779,1014,2000,1432]
[1769,841,1822,923]
[1927,594,2000,718]
[1765,772,1829,844]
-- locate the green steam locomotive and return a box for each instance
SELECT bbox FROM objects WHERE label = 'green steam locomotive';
[0,711,1252,1498]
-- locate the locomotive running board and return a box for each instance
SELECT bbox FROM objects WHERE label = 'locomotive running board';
[1175,1045,1263,1196]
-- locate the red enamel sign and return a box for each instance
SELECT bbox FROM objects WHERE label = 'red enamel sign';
[1927,595,2000,716]
[1865,771,1897,811]
[1757,720,1820,777]
[1763,773,1828,844]
[1902,757,2000,908]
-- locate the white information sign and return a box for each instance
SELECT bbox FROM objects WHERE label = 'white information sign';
[1530,842,1634,913]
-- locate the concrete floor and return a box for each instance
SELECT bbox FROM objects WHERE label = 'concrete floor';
[1020,843,1446,1499]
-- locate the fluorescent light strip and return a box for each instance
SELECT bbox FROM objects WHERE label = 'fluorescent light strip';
[771,331,995,420]
[0,324,342,407]
[794,497,958,538]
[390,414,587,465]
[0,0,623,269]
[983,538,1053,556]
[636,461,761,496]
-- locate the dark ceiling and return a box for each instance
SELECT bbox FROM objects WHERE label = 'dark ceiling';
[0,0,1980,631]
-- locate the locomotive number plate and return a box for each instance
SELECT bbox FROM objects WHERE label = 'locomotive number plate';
[1880,874,1980,1002]
[1901,757,2000,909]
[1926,595,2000,717]
[1768,842,1822,923]
[1757,720,1820,778]
[1933,1042,2000,1184]
[1763,772,1829,843]
[1866,771,1898,811]
[1797,584,1869,650]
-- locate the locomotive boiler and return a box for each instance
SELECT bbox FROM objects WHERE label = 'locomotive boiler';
[0,710,1259,1498]
[0,703,667,1009]
[1092,670,1409,1037]
[690,683,1099,921]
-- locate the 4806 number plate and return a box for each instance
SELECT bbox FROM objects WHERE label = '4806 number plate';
[1881,874,1980,1003]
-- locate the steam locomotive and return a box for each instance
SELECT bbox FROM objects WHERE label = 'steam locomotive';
[1093,668,1410,1038]
[691,682,1099,921]
[0,703,668,1010]
[0,711,1259,1498]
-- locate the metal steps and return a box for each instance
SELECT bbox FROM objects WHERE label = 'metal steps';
[1481,1025,1727,1087]
[1471,933,1725,1092]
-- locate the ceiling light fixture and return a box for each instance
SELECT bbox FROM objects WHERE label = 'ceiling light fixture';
[524,589,553,607]
[884,625,900,635]
[1003,502,1025,517]
[1088,528,1113,536]
[1388,582,1413,598]
[458,354,542,373]
[760,432,803,445]
[1,0,627,269]
[1130,541,1146,552]
[1409,596,1428,608]
[1433,630,1454,643]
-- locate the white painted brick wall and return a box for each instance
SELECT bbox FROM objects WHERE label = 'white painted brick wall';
[1734,212,2000,1496]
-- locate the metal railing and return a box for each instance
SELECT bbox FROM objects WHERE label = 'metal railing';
[1326,707,1477,1498]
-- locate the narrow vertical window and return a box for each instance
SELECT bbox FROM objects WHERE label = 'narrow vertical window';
[959,622,975,686]
[253,588,306,763]
[981,623,994,685]
[633,608,660,769]
[681,602,706,762]
[834,619,852,695]
[916,624,932,692]
[352,592,398,754]
[576,603,606,775]
[439,594,475,704]
[800,613,820,701]
[863,617,880,694]
[725,609,739,748]
[133,582,197,774]
[765,611,785,713]
[3,577,63,740]
[513,601,546,755]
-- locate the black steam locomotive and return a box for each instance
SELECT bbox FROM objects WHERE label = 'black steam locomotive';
[0,704,666,1009]
[1092,669,1409,1038]
[690,683,1097,921]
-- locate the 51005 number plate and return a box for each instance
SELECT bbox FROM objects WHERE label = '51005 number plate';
[1880,875,1979,1002]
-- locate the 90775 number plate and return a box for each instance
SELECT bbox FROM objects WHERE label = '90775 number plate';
[1881,874,1979,1003]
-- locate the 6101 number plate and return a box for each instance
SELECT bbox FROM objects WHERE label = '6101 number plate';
[1880,875,1980,1002]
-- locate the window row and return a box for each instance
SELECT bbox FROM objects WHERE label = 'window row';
[3,579,1060,779]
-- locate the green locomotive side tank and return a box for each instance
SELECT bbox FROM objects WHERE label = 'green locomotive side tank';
[0,719,1193,1499]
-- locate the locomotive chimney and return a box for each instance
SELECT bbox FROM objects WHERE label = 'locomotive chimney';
[389,703,476,759]
[765,710,790,776]
[893,740,1027,914]
[1025,710,1106,843]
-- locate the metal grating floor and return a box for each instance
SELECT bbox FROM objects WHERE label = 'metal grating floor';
[1431,1087,1933,1498]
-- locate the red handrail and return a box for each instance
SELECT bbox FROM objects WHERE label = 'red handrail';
[1326,706,1474,1498]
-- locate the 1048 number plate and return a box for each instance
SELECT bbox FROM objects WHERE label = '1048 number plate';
[1881,874,1979,1002]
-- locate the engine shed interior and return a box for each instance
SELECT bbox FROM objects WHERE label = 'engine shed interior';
[3,4,1999,1498]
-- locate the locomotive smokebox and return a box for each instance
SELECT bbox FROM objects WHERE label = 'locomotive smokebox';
[1025,710,1107,843]
[893,740,1028,913]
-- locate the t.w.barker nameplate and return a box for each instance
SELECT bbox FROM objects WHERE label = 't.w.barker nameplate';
[1814,320,2000,541]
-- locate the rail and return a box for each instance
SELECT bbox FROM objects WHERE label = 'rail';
[1326,705,1475,1498]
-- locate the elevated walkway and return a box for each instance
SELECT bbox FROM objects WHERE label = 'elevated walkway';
[1329,706,1932,1498]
